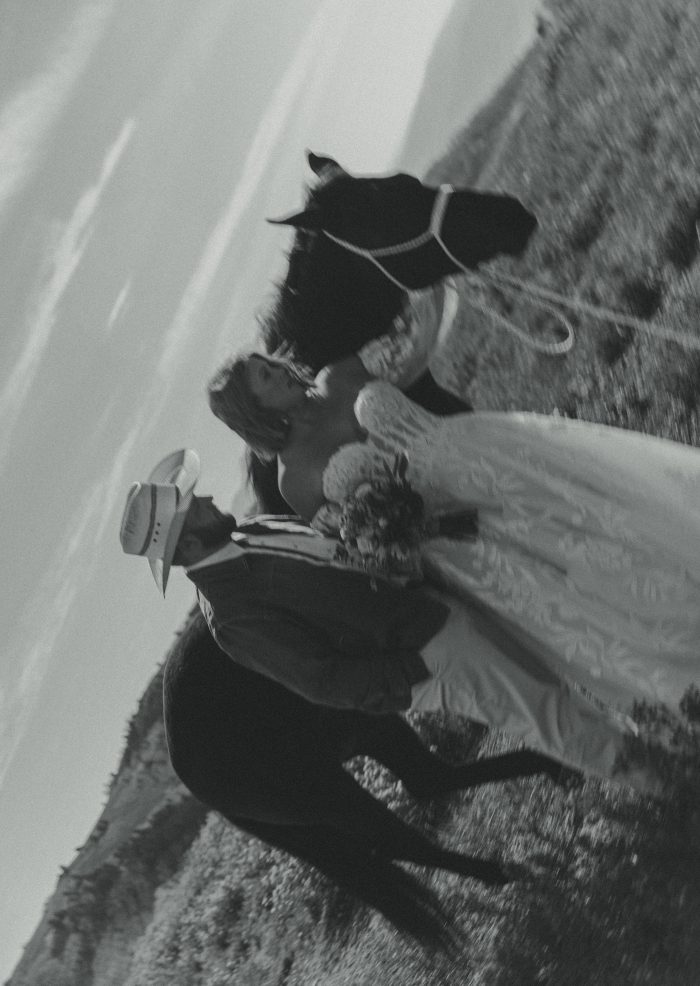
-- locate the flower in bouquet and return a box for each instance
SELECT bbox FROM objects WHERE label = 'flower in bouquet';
[334,453,427,580]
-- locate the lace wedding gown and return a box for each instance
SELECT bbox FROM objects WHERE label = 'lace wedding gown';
[319,380,700,714]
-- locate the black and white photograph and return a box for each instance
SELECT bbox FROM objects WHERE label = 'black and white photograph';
[2,1,699,984]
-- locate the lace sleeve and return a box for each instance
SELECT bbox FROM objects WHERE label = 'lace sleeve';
[357,329,416,384]
[310,501,343,536]
[356,280,458,387]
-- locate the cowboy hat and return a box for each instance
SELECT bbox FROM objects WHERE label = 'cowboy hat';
[119,448,200,595]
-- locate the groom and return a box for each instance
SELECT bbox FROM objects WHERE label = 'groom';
[120,449,646,787]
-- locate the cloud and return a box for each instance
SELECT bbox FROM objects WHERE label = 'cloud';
[105,276,133,336]
[155,0,348,380]
[0,118,136,470]
[0,577,80,790]
[0,367,190,792]
[0,414,146,790]
[0,0,116,224]
[91,419,149,544]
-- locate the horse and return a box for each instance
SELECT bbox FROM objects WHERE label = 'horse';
[160,156,546,948]
[164,611,575,951]
[248,152,537,512]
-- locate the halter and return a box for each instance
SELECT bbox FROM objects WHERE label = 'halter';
[322,185,700,355]
[322,185,574,355]
[322,184,455,292]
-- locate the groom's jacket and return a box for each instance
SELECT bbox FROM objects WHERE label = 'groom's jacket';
[187,520,448,713]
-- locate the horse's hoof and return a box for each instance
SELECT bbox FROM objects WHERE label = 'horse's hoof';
[476,859,512,885]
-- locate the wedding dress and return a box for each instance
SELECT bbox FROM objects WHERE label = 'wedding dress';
[318,379,700,715]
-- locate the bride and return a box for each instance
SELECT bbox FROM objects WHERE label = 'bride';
[207,305,700,779]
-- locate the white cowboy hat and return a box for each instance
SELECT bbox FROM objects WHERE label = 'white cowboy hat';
[119,448,200,595]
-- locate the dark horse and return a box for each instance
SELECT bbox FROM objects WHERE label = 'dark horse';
[160,157,544,950]
[164,612,573,950]
[247,152,537,513]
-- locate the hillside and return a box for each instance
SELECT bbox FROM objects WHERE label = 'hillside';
[397,0,540,176]
[8,1,700,983]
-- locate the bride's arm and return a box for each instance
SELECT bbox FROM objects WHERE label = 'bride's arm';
[356,279,459,387]
[314,280,459,389]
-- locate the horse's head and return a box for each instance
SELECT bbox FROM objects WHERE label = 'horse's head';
[261,151,407,368]
[269,151,432,248]
[268,151,538,289]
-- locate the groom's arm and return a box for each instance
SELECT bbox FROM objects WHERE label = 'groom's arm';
[210,613,429,715]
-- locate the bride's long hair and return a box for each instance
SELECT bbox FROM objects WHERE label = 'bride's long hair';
[208,351,313,461]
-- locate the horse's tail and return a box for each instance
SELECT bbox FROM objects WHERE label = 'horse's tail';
[226,814,462,956]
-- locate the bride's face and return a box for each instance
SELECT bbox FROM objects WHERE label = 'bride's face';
[245,354,306,412]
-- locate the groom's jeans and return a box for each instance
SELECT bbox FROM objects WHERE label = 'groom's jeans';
[411,588,649,791]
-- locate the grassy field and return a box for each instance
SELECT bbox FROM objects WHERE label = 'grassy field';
[429,0,700,448]
[71,1,700,983]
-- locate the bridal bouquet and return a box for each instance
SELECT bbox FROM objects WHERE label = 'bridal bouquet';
[333,453,428,581]
[333,453,480,582]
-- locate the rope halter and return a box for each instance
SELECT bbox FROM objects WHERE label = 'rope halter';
[322,185,574,356]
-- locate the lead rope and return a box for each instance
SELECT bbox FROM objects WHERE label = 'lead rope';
[324,184,700,355]
[470,265,700,352]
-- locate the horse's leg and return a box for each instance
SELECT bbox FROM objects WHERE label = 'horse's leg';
[230,815,466,954]
[355,716,578,797]
[319,768,509,884]
[352,715,469,794]
[434,749,582,794]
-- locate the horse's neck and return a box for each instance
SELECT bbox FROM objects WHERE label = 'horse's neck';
[272,234,405,370]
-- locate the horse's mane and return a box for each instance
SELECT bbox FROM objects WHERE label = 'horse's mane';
[258,226,317,357]
[258,181,405,372]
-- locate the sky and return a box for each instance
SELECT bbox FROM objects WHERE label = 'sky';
[0,1,536,978]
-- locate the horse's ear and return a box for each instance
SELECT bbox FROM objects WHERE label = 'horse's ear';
[307,151,345,179]
[266,205,323,231]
